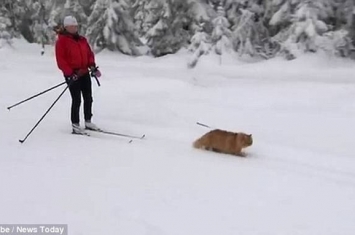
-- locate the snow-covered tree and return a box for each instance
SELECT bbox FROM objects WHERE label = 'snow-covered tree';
[273,0,332,58]
[32,2,54,38]
[0,1,15,48]
[1,0,354,60]
[48,0,66,28]
[225,0,274,58]
[132,0,164,37]
[225,0,243,23]
[86,0,107,50]
[339,1,355,54]
[86,0,142,55]
[146,0,195,57]
[132,0,147,36]
[211,3,233,56]
[324,2,355,58]
[3,0,26,38]
[265,0,351,59]
[145,1,170,56]
[188,22,211,68]
[103,0,140,53]
[266,0,292,33]
[31,1,50,54]
[79,0,96,16]
[334,0,354,28]
[315,28,352,57]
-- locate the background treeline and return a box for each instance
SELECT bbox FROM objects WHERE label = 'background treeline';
[1,0,355,63]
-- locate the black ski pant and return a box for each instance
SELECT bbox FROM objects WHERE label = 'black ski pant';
[66,73,93,124]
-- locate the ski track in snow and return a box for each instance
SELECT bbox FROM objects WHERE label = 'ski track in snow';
[1,40,355,235]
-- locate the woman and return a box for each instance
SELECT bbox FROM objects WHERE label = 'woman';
[55,16,102,134]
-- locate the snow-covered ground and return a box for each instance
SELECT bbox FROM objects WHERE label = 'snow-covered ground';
[1,40,355,235]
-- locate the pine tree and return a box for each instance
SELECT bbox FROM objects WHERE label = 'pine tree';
[79,0,96,16]
[274,0,331,58]
[188,21,211,68]
[4,0,25,37]
[132,0,163,38]
[225,0,242,24]
[266,0,348,59]
[226,0,274,58]
[170,0,196,48]
[0,0,14,48]
[32,1,48,54]
[0,0,353,60]
[316,0,354,58]
[48,0,66,27]
[86,0,142,55]
[211,2,233,56]
[132,0,147,37]
[334,0,354,29]
[146,0,196,57]
[30,1,53,47]
[86,0,107,50]
[145,1,169,56]
[266,0,292,31]
[337,0,355,54]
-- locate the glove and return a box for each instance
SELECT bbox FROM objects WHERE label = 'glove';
[65,73,78,84]
[90,66,101,78]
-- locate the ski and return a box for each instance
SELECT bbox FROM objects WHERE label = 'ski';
[72,131,90,136]
[86,129,145,141]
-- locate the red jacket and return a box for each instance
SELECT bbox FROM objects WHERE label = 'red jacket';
[55,33,95,77]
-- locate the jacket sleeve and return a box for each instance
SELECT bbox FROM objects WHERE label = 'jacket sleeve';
[55,38,73,76]
[85,39,96,67]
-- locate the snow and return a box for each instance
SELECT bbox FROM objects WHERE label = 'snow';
[1,39,355,235]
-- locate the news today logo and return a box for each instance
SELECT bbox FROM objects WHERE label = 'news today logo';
[0,225,67,235]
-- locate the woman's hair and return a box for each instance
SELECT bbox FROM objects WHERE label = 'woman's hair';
[53,24,64,34]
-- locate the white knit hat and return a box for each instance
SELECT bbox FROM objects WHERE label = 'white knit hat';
[63,16,78,27]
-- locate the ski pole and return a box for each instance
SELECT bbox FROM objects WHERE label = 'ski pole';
[19,85,69,144]
[93,75,101,87]
[7,81,66,110]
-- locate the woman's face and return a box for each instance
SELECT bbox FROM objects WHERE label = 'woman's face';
[65,25,78,34]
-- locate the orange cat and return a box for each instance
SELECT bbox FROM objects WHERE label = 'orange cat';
[193,129,253,157]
